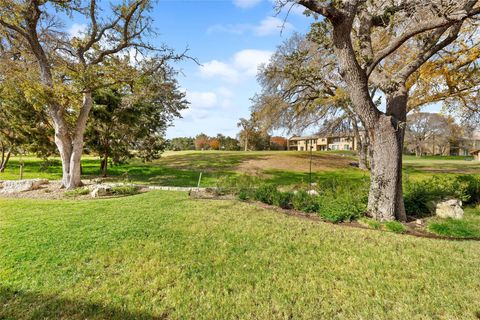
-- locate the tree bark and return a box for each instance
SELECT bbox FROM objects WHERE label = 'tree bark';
[352,117,369,170]
[331,11,406,221]
[0,148,12,173]
[50,92,93,189]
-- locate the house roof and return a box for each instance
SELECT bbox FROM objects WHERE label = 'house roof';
[470,149,480,155]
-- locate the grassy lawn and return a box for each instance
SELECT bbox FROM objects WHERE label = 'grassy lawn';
[2,151,478,188]
[1,191,480,319]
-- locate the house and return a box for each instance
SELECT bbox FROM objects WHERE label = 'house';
[288,132,359,151]
[471,150,480,161]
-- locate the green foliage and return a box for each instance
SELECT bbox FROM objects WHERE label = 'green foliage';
[253,184,278,205]
[404,175,480,216]
[272,191,294,209]
[427,207,480,238]
[385,221,407,234]
[111,185,140,196]
[292,191,320,213]
[359,218,382,230]
[64,187,90,197]
[317,197,362,223]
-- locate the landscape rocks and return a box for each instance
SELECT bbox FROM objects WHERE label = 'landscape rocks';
[90,185,112,198]
[0,179,49,194]
[307,189,319,196]
[435,199,464,219]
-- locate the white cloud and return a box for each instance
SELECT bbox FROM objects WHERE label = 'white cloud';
[233,0,262,8]
[253,17,293,36]
[68,23,87,38]
[207,16,294,37]
[233,49,273,75]
[199,49,273,82]
[199,60,240,82]
[186,91,218,109]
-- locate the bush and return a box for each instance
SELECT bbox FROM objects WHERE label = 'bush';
[111,185,139,196]
[272,191,293,209]
[64,187,90,197]
[359,218,382,230]
[253,184,278,205]
[404,175,480,216]
[318,198,362,223]
[385,221,406,234]
[292,191,320,213]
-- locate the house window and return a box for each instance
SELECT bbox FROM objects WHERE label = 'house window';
[344,145,350,150]
[300,147,304,151]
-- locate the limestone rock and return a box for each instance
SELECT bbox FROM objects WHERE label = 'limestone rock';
[435,199,464,219]
[90,185,112,198]
[306,189,319,196]
[0,179,49,194]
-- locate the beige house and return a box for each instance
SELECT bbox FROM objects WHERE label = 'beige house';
[471,150,480,161]
[288,133,359,151]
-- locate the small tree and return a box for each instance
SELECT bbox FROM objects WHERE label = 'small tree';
[195,133,210,150]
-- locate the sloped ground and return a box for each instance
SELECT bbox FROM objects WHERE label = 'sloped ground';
[1,191,480,319]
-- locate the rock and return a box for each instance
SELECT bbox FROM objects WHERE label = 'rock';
[0,179,49,194]
[415,219,423,226]
[435,199,464,219]
[90,185,111,198]
[306,189,319,196]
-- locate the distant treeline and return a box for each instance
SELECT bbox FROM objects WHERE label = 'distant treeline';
[166,134,288,151]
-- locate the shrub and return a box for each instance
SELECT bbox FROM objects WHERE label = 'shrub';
[238,188,251,201]
[359,218,382,230]
[404,175,480,216]
[272,191,294,209]
[318,198,362,223]
[253,184,278,205]
[111,185,139,196]
[385,221,406,234]
[64,187,90,197]
[292,191,320,213]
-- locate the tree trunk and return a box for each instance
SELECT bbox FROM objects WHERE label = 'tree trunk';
[367,116,406,221]
[331,16,406,221]
[0,148,12,173]
[51,92,93,189]
[352,117,369,170]
[101,153,108,177]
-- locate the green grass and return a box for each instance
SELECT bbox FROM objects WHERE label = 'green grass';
[1,191,480,319]
[428,207,480,238]
[4,152,478,189]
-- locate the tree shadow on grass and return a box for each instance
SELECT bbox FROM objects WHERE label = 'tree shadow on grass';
[0,287,167,320]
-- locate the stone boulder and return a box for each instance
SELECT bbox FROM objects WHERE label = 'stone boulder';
[0,179,49,194]
[306,189,319,196]
[435,199,464,219]
[90,185,112,198]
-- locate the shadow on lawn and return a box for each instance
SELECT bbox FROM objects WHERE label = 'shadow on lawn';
[0,287,167,320]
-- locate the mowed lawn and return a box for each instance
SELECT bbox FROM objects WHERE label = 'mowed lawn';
[2,151,478,187]
[1,191,480,319]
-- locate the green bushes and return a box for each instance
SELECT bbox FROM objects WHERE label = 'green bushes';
[110,185,140,196]
[404,175,480,216]
[292,191,320,213]
[385,221,407,234]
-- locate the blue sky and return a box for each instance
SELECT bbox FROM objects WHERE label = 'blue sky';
[147,0,312,138]
[67,1,442,139]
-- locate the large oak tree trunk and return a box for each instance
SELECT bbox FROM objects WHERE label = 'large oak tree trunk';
[331,14,406,221]
[367,115,406,221]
